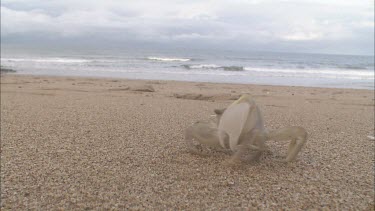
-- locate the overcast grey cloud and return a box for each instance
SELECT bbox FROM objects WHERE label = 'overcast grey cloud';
[1,0,374,55]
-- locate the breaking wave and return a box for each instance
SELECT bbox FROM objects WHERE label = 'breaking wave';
[182,64,244,71]
[243,67,374,80]
[1,58,91,63]
[147,57,190,62]
[180,63,373,79]
[339,64,373,70]
[244,67,374,77]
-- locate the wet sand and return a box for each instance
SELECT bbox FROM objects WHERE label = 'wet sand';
[1,74,374,210]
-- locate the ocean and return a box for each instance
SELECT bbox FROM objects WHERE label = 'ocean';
[1,48,374,89]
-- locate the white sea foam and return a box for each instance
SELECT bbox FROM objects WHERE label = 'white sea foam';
[244,67,374,78]
[189,64,221,69]
[183,64,244,71]
[1,52,373,89]
[1,58,91,63]
[180,64,373,79]
[147,57,190,62]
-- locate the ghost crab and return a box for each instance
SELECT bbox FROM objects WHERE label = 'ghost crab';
[184,94,307,164]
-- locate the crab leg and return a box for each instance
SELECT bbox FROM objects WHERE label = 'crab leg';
[267,126,308,162]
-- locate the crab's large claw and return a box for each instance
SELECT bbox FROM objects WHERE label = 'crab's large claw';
[218,103,250,150]
[218,94,265,151]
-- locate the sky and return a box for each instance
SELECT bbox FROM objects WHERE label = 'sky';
[1,0,374,55]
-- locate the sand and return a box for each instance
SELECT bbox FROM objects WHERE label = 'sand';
[1,74,374,210]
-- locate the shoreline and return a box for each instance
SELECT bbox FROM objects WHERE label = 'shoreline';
[4,72,375,91]
[1,74,374,209]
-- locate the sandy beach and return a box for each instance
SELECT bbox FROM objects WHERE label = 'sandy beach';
[1,74,374,210]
